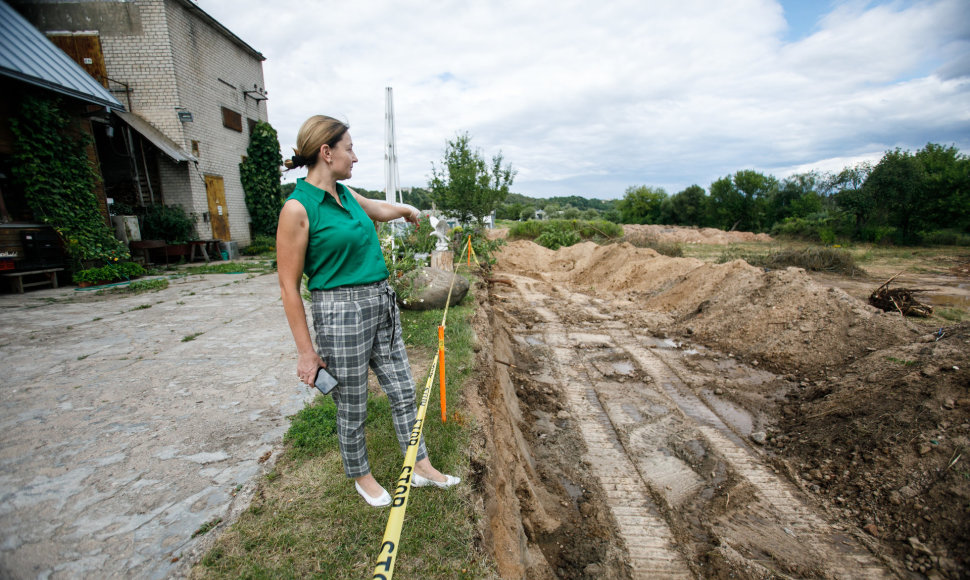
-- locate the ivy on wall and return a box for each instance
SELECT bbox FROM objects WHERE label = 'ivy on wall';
[9,95,128,268]
[240,121,284,239]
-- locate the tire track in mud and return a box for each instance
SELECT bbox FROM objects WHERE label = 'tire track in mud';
[502,274,896,578]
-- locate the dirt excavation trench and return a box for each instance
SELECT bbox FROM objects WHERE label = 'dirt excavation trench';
[466,238,969,579]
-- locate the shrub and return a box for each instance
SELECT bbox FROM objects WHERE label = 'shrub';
[242,234,276,255]
[535,223,581,250]
[921,229,970,247]
[449,225,504,268]
[509,219,622,246]
[404,215,438,255]
[508,220,545,239]
[721,246,865,277]
[140,205,196,243]
[73,261,146,284]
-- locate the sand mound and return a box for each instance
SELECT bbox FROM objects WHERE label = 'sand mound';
[496,239,918,374]
[624,224,773,244]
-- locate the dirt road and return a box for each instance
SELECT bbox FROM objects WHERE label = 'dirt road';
[469,237,968,578]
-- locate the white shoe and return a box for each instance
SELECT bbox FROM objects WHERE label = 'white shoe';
[355,481,392,507]
[412,472,461,489]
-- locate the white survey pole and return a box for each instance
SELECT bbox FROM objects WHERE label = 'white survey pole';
[384,87,403,206]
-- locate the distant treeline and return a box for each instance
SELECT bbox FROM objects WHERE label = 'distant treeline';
[281,143,968,245]
[499,143,969,245]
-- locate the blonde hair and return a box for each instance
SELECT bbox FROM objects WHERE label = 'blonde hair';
[283,115,349,170]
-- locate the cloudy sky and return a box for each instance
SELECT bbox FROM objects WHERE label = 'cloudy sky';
[196,0,969,200]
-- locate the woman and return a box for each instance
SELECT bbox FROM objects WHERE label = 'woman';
[277,115,459,507]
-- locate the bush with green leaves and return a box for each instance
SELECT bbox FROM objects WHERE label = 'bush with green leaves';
[140,204,196,243]
[9,95,129,268]
[535,223,581,250]
[509,219,622,249]
[73,261,146,284]
[921,229,970,246]
[242,234,276,255]
[240,121,284,238]
[402,215,438,255]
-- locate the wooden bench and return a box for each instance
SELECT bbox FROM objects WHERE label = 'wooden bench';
[2,268,64,293]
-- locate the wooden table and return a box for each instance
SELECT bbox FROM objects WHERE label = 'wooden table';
[188,240,223,262]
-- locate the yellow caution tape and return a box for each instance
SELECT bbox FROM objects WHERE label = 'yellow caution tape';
[372,353,439,580]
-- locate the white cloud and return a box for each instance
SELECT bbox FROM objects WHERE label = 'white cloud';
[196,0,970,199]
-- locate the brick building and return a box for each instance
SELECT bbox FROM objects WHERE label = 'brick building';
[13,0,270,246]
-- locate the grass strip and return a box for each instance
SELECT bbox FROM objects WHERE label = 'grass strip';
[190,286,494,579]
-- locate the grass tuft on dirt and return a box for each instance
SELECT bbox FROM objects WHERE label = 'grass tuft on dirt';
[623,229,685,257]
[190,284,495,580]
[717,245,865,276]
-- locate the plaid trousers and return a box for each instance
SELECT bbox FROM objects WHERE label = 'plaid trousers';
[310,280,428,478]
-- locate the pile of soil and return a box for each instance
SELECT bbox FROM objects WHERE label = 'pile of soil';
[623,224,774,244]
[481,238,969,576]
[498,240,918,375]
[773,322,970,577]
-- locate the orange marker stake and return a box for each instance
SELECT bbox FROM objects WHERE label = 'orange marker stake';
[438,325,446,422]
[467,235,472,267]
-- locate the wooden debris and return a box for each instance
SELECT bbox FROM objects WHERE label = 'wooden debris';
[868,273,934,317]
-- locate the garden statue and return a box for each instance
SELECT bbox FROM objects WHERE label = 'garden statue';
[429,215,450,252]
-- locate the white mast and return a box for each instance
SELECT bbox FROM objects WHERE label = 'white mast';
[384,87,403,206]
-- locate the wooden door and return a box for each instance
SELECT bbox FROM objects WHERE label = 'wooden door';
[205,175,231,241]
[48,34,108,88]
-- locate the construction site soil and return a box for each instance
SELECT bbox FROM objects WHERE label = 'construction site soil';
[465,226,969,579]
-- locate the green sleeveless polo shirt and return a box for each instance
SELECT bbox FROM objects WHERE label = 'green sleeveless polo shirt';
[287,178,389,290]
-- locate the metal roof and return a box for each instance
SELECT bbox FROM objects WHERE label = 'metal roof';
[114,110,196,163]
[0,0,124,110]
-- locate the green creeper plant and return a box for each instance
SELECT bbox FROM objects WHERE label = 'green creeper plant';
[240,121,284,238]
[9,95,129,268]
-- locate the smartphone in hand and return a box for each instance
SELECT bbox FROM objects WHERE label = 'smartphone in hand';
[314,366,338,395]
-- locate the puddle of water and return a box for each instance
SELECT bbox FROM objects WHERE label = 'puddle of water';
[560,476,584,502]
[702,391,754,436]
[645,337,679,349]
[612,361,635,375]
[927,293,970,308]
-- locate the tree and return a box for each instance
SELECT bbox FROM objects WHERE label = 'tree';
[706,171,775,231]
[707,176,744,230]
[768,172,822,225]
[915,143,970,233]
[666,185,707,226]
[826,162,875,237]
[240,121,284,238]
[617,185,667,224]
[429,132,515,225]
[863,149,926,243]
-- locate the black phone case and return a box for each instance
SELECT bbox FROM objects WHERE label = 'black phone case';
[314,367,339,395]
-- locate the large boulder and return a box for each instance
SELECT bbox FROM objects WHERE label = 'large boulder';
[398,267,469,310]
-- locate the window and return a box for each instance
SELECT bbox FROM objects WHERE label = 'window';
[191,140,200,156]
[221,107,243,132]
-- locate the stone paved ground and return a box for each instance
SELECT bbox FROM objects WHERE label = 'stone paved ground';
[0,271,313,579]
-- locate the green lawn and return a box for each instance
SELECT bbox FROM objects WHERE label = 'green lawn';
[190,286,495,579]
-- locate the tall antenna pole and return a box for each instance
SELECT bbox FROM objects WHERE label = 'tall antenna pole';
[384,87,402,206]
